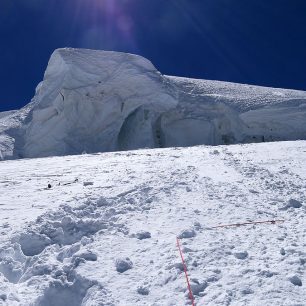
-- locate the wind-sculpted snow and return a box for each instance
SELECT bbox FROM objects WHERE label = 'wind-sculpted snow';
[165,76,306,146]
[23,49,177,158]
[0,142,305,305]
[0,48,306,160]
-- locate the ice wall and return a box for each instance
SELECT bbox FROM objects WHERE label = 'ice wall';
[0,48,306,160]
[23,49,177,158]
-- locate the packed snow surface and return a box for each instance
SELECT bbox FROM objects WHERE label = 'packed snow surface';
[0,141,305,305]
[1,48,306,160]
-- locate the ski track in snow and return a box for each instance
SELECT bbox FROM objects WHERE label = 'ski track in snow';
[0,141,305,305]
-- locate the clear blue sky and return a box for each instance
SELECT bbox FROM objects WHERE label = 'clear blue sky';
[1,0,306,112]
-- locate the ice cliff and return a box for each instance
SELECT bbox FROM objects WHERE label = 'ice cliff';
[1,48,306,160]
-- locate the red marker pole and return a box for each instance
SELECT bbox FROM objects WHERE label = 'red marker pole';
[176,237,195,306]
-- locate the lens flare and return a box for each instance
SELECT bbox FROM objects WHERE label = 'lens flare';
[70,0,137,51]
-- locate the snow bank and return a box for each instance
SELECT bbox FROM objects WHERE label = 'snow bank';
[0,48,306,160]
[166,76,306,145]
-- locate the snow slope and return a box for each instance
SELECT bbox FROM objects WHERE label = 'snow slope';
[0,141,305,305]
[0,111,17,120]
[0,48,306,160]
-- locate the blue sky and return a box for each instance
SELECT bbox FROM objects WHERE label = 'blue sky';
[1,0,306,111]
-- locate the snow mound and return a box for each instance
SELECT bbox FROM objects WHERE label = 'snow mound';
[1,48,306,160]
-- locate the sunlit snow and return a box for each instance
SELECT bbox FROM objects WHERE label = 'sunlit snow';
[0,49,305,306]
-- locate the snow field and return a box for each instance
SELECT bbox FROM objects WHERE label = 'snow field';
[0,141,305,305]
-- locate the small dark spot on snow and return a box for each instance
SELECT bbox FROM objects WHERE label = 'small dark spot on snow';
[259,270,277,278]
[280,248,286,256]
[288,199,302,208]
[234,251,248,260]
[172,262,184,271]
[182,247,193,253]
[191,278,199,285]
[136,231,151,240]
[241,287,254,295]
[178,229,196,239]
[206,275,219,283]
[0,294,7,301]
[137,286,149,295]
[190,281,207,296]
[115,258,133,273]
[289,275,302,286]
[193,222,202,231]
[280,199,302,210]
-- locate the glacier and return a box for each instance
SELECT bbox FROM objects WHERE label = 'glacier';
[0,48,306,160]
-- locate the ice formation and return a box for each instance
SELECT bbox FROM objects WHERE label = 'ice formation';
[0,48,306,160]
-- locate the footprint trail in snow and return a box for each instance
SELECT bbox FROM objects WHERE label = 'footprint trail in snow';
[0,141,305,305]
